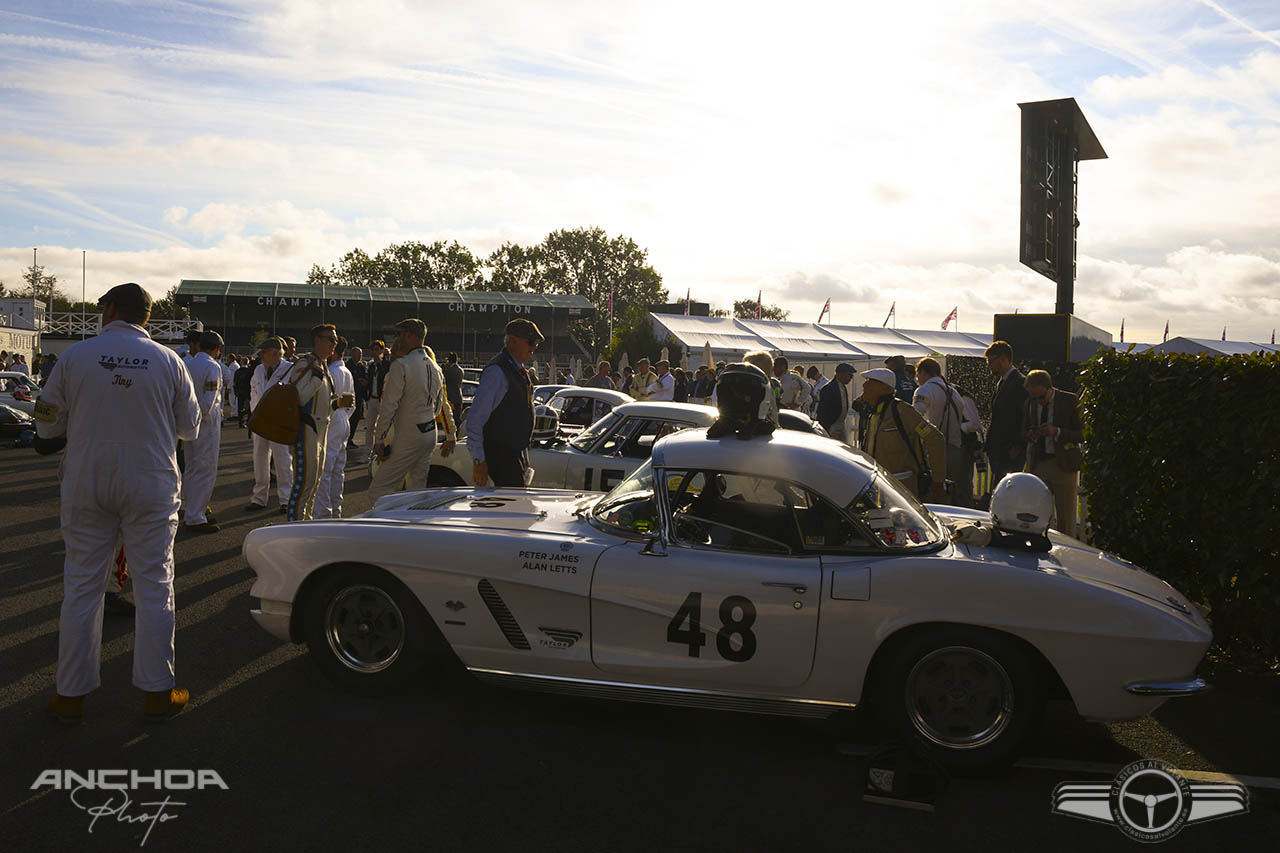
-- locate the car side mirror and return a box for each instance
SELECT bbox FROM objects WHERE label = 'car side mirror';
[640,535,667,557]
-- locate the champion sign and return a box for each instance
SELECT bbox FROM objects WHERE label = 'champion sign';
[256,297,349,308]
[448,303,532,314]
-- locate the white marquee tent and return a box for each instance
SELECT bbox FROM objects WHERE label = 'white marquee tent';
[651,314,994,374]
[1148,336,1278,356]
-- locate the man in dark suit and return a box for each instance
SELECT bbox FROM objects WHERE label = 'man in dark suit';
[984,340,1028,489]
[1021,369,1084,537]
[816,363,855,444]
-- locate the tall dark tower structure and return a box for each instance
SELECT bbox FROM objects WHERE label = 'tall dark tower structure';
[995,97,1113,362]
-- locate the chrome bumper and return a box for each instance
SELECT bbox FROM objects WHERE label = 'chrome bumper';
[1125,676,1211,696]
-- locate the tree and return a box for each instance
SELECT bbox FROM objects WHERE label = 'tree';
[607,302,683,368]
[151,285,189,320]
[538,227,666,357]
[485,242,546,293]
[305,264,331,287]
[731,298,789,321]
[375,240,482,290]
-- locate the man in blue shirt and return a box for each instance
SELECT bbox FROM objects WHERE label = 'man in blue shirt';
[466,319,543,487]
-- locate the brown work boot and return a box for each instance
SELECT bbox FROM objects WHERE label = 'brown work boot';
[47,693,85,726]
[143,688,190,723]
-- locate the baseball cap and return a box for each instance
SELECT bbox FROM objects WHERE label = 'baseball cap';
[861,367,897,387]
[258,336,284,351]
[97,282,153,314]
[505,318,545,344]
[835,362,855,374]
[394,318,427,337]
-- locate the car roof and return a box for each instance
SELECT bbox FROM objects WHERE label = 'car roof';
[551,387,633,406]
[609,401,718,423]
[652,426,877,507]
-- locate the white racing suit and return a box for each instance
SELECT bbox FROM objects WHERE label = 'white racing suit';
[315,359,355,518]
[181,351,223,526]
[368,347,444,501]
[35,320,200,696]
[249,358,294,507]
[286,354,337,521]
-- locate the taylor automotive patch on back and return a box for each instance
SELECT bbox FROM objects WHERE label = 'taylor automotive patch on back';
[34,400,57,422]
[204,380,219,392]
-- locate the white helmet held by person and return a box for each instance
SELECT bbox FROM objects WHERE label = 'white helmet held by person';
[990,473,1055,536]
[532,404,559,442]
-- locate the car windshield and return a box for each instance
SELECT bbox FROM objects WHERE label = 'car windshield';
[590,460,657,535]
[569,411,621,451]
[847,472,944,549]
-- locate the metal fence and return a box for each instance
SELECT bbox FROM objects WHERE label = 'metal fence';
[42,312,198,341]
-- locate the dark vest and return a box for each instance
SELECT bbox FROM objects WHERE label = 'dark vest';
[483,350,533,455]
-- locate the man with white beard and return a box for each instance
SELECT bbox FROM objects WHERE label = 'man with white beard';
[245,337,294,513]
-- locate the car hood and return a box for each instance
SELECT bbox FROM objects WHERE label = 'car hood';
[362,487,598,536]
[935,508,1200,617]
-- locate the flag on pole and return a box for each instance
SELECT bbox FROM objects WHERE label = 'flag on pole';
[684,288,690,316]
[882,301,895,328]
[754,290,761,320]
[1163,321,1169,343]
[1119,318,1124,343]
[1221,327,1227,342]
[817,298,831,323]
[941,307,957,330]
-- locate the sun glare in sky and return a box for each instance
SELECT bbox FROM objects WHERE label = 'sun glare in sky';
[0,0,1278,343]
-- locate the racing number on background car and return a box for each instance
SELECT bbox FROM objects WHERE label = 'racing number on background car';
[666,592,757,662]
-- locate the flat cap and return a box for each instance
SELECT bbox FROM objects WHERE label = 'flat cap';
[394,317,427,337]
[861,367,897,387]
[884,355,906,367]
[257,336,284,351]
[655,359,669,367]
[505,318,544,344]
[835,362,855,374]
[97,282,152,314]
[199,330,224,349]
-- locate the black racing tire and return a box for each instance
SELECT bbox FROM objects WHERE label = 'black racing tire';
[427,465,466,487]
[303,566,432,694]
[874,626,1044,773]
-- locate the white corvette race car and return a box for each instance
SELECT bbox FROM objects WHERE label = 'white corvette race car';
[246,428,1210,770]
[428,400,825,492]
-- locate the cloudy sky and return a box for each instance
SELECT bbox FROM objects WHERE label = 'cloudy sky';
[1,0,1278,343]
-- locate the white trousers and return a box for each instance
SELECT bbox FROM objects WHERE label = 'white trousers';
[364,398,381,451]
[58,476,178,695]
[251,432,294,507]
[367,423,436,502]
[181,412,221,525]
[315,416,350,519]
[288,419,328,521]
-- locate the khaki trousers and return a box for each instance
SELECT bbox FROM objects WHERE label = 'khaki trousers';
[1030,458,1078,538]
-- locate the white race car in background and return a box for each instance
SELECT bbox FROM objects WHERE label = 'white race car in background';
[246,428,1210,771]
[428,400,827,491]
[543,387,632,436]
[1,370,38,415]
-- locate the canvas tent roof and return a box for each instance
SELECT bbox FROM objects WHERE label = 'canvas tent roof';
[650,314,996,365]
[1149,337,1278,356]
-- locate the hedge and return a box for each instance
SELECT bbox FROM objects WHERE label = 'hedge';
[1078,349,1280,669]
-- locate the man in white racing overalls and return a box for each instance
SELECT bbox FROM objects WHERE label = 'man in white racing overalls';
[286,324,339,521]
[369,318,446,501]
[181,330,224,533]
[35,283,200,724]
[246,336,294,512]
[315,335,356,518]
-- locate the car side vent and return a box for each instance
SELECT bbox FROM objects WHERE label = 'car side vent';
[477,579,530,650]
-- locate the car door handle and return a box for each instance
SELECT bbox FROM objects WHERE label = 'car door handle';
[762,581,807,594]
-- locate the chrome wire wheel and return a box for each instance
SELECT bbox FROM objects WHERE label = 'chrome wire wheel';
[904,645,1015,749]
[324,585,406,674]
